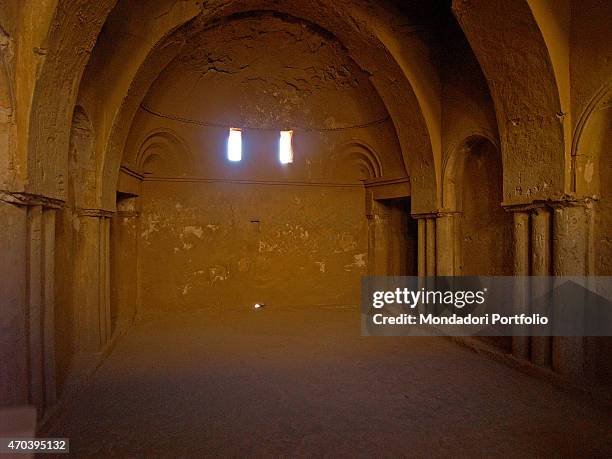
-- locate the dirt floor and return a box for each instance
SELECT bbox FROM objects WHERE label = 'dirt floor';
[47,306,612,457]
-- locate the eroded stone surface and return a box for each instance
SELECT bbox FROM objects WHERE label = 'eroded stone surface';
[0,0,611,438]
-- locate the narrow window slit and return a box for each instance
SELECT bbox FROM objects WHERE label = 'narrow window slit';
[279,130,293,164]
[228,127,242,161]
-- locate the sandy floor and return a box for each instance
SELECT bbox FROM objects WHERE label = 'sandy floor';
[48,306,612,457]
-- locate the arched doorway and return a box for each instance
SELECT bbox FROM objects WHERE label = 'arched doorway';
[443,135,513,351]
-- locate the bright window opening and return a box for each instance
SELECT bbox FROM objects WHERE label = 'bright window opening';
[279,130,294,164]
[227,127,242,162]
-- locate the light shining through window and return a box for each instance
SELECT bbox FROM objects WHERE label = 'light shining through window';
[279,130,294,164]
[227,128,242,161]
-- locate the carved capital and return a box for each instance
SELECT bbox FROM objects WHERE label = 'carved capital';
[503,196,597,213]
[0,190,64,208]
[411,212,438,220]
[76,208,114,218]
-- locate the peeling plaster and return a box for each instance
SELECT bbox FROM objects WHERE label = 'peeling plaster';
[584,159,594,183]
[183,225,204,238]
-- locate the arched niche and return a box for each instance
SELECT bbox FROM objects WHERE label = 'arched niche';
[443,133,513,353]
[574,83,612,387]
[443,134,512,276]
[591,107,612,277]
[573,82,612,275]
[68,106,96,208]
[327,141,383,182]
[442,132,498,211]
[135,129,192,177]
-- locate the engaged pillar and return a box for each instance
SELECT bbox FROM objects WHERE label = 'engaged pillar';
[530,206,552,367]
[551,202,589,379]
[511,210,530,360]
[417,219,426,277]
[413,214,437,277]
[436,212,458,276]
[426,217,436,276]
[74,209,113,354]
[0,192,60,415]
[111,197,139,325]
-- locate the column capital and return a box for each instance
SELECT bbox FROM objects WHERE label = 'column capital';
[436,210,462,218]
[76,208,114,218]
[411,212,438,220]
[0,190,64,209]
[412,210,461,219]
[546,197,596,210]
[503,196,596,213]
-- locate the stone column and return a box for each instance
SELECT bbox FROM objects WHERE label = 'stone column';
[26,205,44,412]
[414,214,437,277]
[511,210,530,360]
[74,209,113,354]
[0,191,61,415]
[111,197,139,326]
[28,206,58,412]
[436,212,457,276]
[0,199,28,407]
[413,214,436,314]
[530,206,552,367]
[417,219,426,277]
[426,217,436,276]
[551,202,589,378]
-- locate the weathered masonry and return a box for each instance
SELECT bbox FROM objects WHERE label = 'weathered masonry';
[0,0,610,423]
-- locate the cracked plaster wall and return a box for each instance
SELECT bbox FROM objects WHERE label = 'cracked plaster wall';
[128,15,402,311]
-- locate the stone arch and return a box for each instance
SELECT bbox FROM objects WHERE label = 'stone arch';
[23,0,116,200]
[7,0,443,231]
[572,80,612,197]
[442,130,499,212]
[328,141,383,182]
[572,82,612,276]
[135,129,192,177]
[573,82,612,385]
[442,133,512,277]
[452,0,566,205]
[0,24,14,191]
[68,106,96,208]
[442,132,512,353]
[526,0,570,124]
[63,2,440,213]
